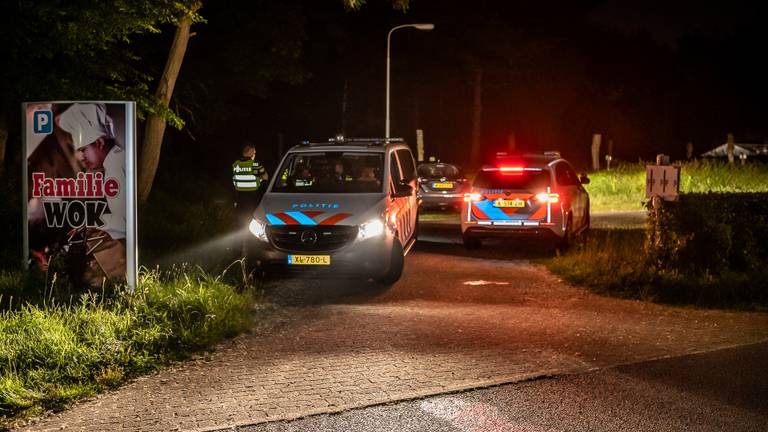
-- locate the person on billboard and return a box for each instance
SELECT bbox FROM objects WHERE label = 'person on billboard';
[232,143,268,255]
[57,103,127,285]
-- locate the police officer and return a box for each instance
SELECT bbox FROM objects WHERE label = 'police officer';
[233,143,268,228]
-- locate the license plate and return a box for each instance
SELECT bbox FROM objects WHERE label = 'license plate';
[432,182,454,189]
[494,198,525,208]
[287,255,331,265]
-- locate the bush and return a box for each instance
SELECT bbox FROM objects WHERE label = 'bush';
[546,226,768,309]
[647,193,768,275]
[0,266,253,425]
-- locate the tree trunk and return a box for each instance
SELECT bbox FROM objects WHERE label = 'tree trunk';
[137,3,200,202]
[0,115,8,177]
[469,65,483,167]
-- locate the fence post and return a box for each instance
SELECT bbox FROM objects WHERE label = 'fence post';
[727,133,735,164]
[686,141,694,159]
[507,132,516,152]
[416,129,424,162]
[653,153,669,249]
[591,134,601,171]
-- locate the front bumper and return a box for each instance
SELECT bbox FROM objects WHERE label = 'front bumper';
[250,234,393,278]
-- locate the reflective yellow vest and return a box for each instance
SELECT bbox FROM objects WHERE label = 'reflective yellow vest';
[232,158,266,191]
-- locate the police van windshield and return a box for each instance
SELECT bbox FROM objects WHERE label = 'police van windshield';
[473,169,551,190]
[271,151,385,193]
[417,163,461,179]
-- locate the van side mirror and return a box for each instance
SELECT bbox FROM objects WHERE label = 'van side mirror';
[579,174,590,185]
[393,180,413,198]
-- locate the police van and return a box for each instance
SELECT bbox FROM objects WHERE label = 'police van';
[248,137,419,284]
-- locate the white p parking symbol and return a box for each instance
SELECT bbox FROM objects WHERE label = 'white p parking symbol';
[33,110,53,134]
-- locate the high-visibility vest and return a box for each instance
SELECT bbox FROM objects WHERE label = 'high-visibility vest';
[232,158,266,191]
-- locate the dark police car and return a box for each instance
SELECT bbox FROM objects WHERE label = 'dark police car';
[417,162,468,211]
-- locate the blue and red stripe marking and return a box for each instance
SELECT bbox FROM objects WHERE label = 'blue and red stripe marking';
[470,193,547,221]
[266,211,352,226]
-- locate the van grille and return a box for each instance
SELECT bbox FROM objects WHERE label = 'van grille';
[267,225,358,251]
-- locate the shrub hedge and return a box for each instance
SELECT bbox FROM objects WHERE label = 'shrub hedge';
[647,193,768,276]
[548,192,768,308]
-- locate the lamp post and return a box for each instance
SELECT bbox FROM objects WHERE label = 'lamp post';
[386,23,434,139]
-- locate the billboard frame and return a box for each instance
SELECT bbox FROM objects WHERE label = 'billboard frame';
[22,101,138,290]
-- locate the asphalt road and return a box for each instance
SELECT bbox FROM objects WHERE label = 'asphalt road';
[240,341,768,432]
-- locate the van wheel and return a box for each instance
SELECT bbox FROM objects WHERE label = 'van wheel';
[463,234,481,249]
[376,239,404,285]
[413,210,420,242]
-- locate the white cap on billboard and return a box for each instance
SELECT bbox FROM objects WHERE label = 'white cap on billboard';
[58,103,115,150]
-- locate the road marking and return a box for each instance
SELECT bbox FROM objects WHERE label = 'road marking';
[420,397,541,432]
[463,280,510,286]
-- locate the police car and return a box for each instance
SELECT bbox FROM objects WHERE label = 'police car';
[461,152,590,249]
[248,137,419,284]
[417,162,468,211]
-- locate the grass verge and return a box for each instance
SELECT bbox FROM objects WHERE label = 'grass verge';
[586,160,768,212]
[546,228,768,310]
[0,264,254,428]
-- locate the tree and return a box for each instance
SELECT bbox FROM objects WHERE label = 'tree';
[1,0,409,198]
[136,0,409,201]
[138,2,202,202]
[0,0,200,175]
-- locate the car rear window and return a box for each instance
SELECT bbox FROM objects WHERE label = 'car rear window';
[417,163,461,179]
[473,169,551,190]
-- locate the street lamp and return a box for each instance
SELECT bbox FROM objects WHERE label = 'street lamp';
[386,23,434,139]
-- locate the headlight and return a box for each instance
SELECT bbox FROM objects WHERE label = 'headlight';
[358,219,385,240]
[248,218,268,241]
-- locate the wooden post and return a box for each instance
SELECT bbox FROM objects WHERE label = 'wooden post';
[507,132,516,152]
[416,129,424,162]
[727,133,735,164]
[652,153,669,249]
[686,141,694,159]
[591,134,601,171]
[469,64,483,167]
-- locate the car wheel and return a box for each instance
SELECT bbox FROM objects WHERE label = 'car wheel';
[462,234,481,249]
[557,215,573,251]
[583,204,591,233]
[375,239,404,285]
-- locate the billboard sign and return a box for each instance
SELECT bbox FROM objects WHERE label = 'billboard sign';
[23,102,137,289]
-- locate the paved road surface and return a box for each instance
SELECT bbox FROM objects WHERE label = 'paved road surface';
[19,218,768,432]
[240,341,768,432]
